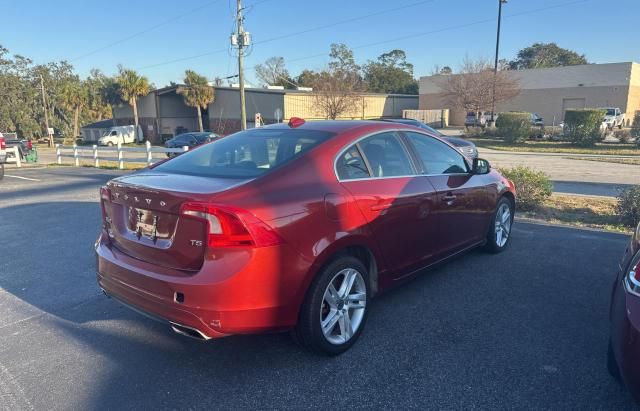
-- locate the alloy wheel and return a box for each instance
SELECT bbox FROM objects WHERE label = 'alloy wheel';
[495,203,512,247]
[320,268,367,345]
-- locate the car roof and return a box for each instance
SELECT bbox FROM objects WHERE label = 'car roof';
[261,120,411,134]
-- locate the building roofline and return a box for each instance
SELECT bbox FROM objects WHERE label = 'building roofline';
[150,84,418,98]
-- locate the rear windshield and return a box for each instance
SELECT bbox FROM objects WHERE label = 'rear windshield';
[154,128,334,178]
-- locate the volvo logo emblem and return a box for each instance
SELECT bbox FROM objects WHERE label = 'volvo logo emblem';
[145,199,152,205]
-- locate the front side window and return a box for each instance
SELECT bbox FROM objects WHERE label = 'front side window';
[404,132,469,175]
[336,146,369,180]
[358,132,414,178]
[155,128,334,178]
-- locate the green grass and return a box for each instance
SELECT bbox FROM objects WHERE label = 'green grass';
[469,138,640,156]
[518,194,632,233]
[563,157,640,166]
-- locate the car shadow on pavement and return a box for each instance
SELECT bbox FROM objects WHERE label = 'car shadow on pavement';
[0,201,636,409]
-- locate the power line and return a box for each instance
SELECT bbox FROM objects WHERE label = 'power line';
[225,0,591,79]
[71,0,221,62]
[135,0,439,71]
[252,0,437,46]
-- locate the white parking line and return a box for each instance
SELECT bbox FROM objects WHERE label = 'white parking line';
[4,175,41,182]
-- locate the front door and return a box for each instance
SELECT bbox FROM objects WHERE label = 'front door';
[402,131,492,256]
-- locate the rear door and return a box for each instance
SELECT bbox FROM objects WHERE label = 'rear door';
[402,131,493,255]
[336,131,440,277]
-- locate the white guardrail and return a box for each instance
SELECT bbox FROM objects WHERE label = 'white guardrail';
[55,141,189,169]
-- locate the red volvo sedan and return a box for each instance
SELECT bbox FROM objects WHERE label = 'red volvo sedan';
[96,119,516,355]
[609,221,640,401]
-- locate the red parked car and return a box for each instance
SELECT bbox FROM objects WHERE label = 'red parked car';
[96,119,516,355]
[609,221,640,401]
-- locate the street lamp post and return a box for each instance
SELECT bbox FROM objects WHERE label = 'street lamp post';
[490,0,507,126]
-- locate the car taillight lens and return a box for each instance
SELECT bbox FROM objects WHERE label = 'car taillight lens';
[180,202,283,248]
[625,253,640,296]
[0,137,5,150]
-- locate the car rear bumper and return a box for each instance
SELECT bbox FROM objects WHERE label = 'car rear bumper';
[95,234,310,339]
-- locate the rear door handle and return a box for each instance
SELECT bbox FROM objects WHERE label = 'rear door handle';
[370,203,392,211]
[442,194,457,202]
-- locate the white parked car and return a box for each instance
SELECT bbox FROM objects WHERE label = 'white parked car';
[601,107,625,130]
[97,125,140,146]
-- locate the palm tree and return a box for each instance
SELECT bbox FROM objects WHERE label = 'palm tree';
[177,70,214,132]
[116,66,150,141]
[60,80,87,140]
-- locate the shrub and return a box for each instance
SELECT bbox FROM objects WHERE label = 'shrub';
[564,108,606,147]
[495,112,531,144]
[631,112,640,146]
[613,128,632,144]
[463,126,485,138]
[499,166,552,210]
[617,186,640,227]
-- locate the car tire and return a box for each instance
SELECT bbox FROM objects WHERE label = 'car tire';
[294,256,370,356]
[608,339,622,382]
[107,142,114,147]
[485,197,514,253]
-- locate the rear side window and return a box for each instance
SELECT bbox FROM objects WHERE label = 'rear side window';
[404,132,469,175]
[155,128,334,178]
[358,132,414,178]
[336,146,370,180]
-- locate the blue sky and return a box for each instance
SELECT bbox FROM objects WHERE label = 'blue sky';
[2,0,639,87]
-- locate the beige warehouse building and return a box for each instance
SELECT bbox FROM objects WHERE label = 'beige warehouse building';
[419,62,640,126]
[113,86,418,143]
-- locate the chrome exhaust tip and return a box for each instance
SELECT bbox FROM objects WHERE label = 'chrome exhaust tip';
[170,322,211,341]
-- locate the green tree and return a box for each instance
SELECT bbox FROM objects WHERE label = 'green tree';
[116,66,150,139]
[363,49,418,94]
[310,44,367,120]
[295,69,318,88]
[509,43,588,70]
[84,69,116,122]
[60,78,87,139]
[177,70,214,132]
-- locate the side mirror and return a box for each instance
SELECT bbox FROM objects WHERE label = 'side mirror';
[472,158,491,175]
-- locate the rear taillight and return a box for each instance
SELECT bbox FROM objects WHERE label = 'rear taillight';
[625,253,640,296]
[0,137,5,150]
[180,202,283,248]
[99,186,112,228]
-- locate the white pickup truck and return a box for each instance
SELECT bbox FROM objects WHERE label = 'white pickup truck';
[601,107,625,130]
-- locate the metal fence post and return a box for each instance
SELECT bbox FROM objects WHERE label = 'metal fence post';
[14,147,21,168]
[73,144,79,167]
[146,141,152,165]
[56,144,62,165]
[117,142,123,170]
[93,145,99,168]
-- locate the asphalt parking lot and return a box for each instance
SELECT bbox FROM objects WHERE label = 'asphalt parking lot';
[0,167,636,409]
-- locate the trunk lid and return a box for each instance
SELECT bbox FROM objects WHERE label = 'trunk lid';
[103,172,250,272]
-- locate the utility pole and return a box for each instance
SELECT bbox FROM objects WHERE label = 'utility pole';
[490,0,507,127]
[39,74,52,147]
[233,0,249,130]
